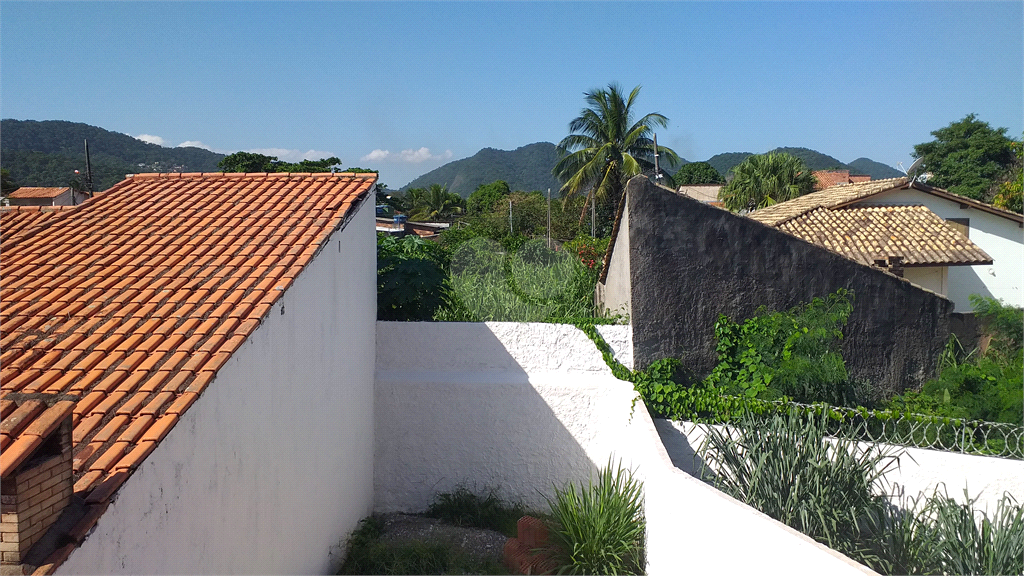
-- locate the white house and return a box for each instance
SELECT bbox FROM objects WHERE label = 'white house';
[0,171,377,574]
[749,177,1024,311]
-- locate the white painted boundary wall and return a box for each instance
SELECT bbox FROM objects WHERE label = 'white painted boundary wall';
[60,200,378,574]
[660,421,1024,516]
[375,322,875,576]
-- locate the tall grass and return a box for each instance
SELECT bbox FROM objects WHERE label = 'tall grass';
[545,460,646,575]
[439,237,596,322]
[697,410,1024,575]
[698,410,900,567]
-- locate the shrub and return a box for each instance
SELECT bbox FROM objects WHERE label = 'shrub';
[376,233,450,321]
[544,460,646,575]
[424,486,526,538]
[703,289,867,406]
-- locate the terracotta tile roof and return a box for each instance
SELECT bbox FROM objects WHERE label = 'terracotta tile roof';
[778,205,993,267]
[1,172,374,561]
[1,205,78,247]
[7,187,71,199]
[748,177,911,226]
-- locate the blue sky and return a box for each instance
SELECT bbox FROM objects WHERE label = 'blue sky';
[2,1,1021,188]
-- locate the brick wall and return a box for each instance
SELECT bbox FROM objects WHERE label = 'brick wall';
[0,420,73,564]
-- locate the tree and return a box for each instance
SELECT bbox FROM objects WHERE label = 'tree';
[467,180,511,215]
[992,139,1022,213]
[719,152,817,211]
[913,114,1016,200]
[408,184,464,222]
[553,83,680,225]
[673,162,724,187]
[217,151,342,173]
[1,169,19,196]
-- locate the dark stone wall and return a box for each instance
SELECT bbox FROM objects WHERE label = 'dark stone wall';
[620,176,951,398]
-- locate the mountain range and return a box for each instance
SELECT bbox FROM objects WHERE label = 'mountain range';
[1,120,904,196]
[1,119,225,191]
[409,143,902,197]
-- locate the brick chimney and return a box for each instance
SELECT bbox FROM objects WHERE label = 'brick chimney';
[0,396,76,565]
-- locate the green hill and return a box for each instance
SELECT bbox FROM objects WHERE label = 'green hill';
[1,119,224,191]
[402,142,564,197]
[704,147,899,179]
[847,157,903,179]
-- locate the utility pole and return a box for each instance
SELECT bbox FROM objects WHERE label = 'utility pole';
[591,194,596,237]
[509,199,513,235]
[546,188,551,249]
[84,139,95,196]
[653,133,661,183]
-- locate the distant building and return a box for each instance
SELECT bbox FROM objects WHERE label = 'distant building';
[5,187,89,207]
[812,170,871,190]
[677,184,724,207]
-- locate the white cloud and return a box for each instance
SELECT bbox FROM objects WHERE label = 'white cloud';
[360,147,453,164]
[136,134,165,146]
[177,140,215,151]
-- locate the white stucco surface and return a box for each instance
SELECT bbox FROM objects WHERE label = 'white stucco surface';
[599,199,633,318]
[375,321,876,575]
[661,420,1024,516]
[860,188,1023,309]
[59,199,377,575]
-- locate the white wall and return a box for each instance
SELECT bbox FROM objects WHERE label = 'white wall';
[660,421,1024,517]
[374,322,636,513]
[375,322,876,576]
[59,199,377,575]
[860,189,1023,309]
[904,266,948,298]
[599,200,633,318]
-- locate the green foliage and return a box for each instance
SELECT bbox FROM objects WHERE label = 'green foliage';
[992,138,1022,213]
[545,460,645,575]
[671,161,724,186]
[699,409,900,568]
[719,151,817,211]
[562,236,609,271]
[553,83,680,225]
[424,486,527,538]
[466,180,511,215]
[1,168,18,196]
[218,151,342,173]
[913,114,1017,200]
[442,238,597,322]
[704,289,863,406]
[919,489,1024,576]
[338,515,506,575]
[697,411,1024,575]
[376,234,450,321]
[887,296,1023,425]
[407,184,465,222]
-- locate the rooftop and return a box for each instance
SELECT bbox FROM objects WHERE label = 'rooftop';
[0,171,375,568]
[778,205,992,267]
[6,187,71,200]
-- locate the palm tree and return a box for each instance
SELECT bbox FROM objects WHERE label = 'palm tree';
[553,83,680,224]
[719,152,817,212]
[408,184,464,222]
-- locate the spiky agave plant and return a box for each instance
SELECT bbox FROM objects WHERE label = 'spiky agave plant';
[545,460,646,575]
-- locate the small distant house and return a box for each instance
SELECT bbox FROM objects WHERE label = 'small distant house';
[1,171,377,574]
[748,177,1024,310]
[811,170,871,191]
[5,187,89,207]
